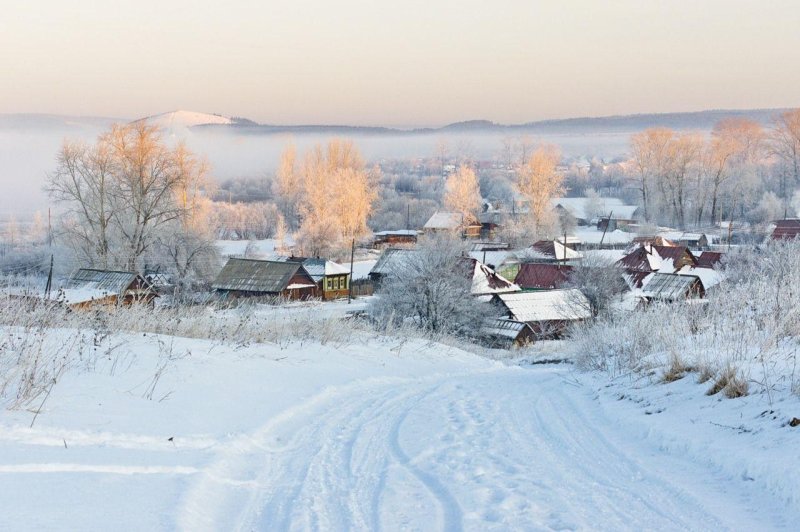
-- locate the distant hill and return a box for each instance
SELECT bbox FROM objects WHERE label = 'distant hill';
[194,107,791,135]
[135,110,233,129]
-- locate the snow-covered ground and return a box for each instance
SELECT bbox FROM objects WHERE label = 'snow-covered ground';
[0,322,797,530]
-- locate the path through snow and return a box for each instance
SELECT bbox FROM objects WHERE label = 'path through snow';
[177,366,796,531]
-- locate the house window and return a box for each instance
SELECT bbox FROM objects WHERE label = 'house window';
[327,279,332,290]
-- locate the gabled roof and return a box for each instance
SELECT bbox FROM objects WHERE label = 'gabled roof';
[695,251,723,269]
[494,289,591,322]
[652,245,697,269]
[771,219,800,240]
[467,250,516,270]
[463,258,519,295]
[642,272,702,300]
[65,269,147,296]
[623,269,651,289]
[480,318,534,342]
[514,263,572,290]
[531,240,582,261]
[212,259,312,293]
[369,248,416,276]
[618,246,661,272]
[268,256,349,281]
[423,211,463,230]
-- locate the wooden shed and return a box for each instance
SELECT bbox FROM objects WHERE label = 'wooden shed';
[212,258,319,301]
[479,318,536,348]
[55,269,157,309]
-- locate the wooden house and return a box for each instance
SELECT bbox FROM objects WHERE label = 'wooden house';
[54,269,157,309]
[372,230,419,248]
[423,211,482,238]
[212,258,319,301]
[491,289,591,338]
[270,256,351,300]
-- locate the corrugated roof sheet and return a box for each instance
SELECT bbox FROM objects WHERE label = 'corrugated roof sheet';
[514,263,572,290]
[480,318,533,341]
[495,289,591,322]
[696,251,723,268]
[771,219,800,240]
[212,259,307,293]
[642,272,701,300]
[369,248,417,276]
[64,269,140,296]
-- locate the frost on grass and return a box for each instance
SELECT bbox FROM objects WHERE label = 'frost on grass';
[570,240,800,402]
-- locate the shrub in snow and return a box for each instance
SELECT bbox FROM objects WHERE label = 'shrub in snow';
[571,240,800,400]
[369,234,500,338]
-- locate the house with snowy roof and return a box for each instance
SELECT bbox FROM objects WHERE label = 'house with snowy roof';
[212,258,319,301]
[491,289,591,338]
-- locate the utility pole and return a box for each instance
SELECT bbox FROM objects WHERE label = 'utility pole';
[347,238,355,304]
[599,210,612,248]
[44,254,53,299]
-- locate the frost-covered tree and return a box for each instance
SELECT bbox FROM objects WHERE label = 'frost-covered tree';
[48,122,211,271]
[443,164,481,224]
[296,139,377,257]
[369,234,498,335]
[517,144,563,235]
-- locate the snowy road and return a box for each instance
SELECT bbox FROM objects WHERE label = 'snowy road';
[178,366,795,531]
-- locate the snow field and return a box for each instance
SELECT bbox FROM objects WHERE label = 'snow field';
[0,324,797,530]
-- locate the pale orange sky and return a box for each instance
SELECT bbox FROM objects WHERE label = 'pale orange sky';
[1,0,799,126]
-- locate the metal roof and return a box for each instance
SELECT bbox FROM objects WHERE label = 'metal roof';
[369,248,417,276]
[494,289,591,322]
[642,272,702,300]
[514,263,572,290]
[64,269,142,296]
[480,318,533,342]
[212,259,309,293]
[267,256,349,282]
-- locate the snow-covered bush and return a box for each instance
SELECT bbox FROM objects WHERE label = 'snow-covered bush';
[571,240,800,400]
[369,234,500,338]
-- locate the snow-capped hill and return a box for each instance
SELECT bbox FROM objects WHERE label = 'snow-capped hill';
[136,110,233,129]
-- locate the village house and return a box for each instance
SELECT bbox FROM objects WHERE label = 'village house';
[212,258,319,301]
[551,197,639,227]
[491,289,591,338]
[52,269,157,309]
[269,256,351,300]
[423,211,482,238]
[372,230,419,248]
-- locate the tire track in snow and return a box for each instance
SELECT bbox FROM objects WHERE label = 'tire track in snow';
[179,365,798,531]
